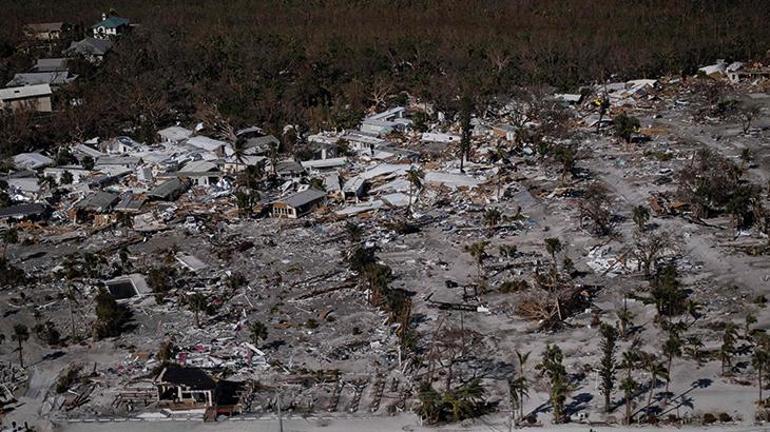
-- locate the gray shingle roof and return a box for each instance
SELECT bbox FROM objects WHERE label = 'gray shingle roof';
[278,188,326,208]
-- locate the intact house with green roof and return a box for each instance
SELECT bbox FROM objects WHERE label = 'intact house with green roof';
[92,13,129,39]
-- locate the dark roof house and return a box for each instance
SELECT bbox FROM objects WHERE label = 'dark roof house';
[148,178,191,201]
[271,188,327,219]
[75,191,119,213]
[0,203,48,220]
[64,38,113,60]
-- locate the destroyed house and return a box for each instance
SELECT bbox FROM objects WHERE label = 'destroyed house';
[114,194,146,213]
[148,178,190,201]
[25,22,69,40]
[155,366,216,408]
[213,380,247,416]
[104,274,149,300]
[272,188,327,218]
[241,135,279,155]
[76,191,119,213]
[0,203,48,221]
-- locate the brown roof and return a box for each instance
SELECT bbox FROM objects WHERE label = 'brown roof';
[26,22,65,32]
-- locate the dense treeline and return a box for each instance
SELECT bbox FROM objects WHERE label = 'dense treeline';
[2,0,770,153]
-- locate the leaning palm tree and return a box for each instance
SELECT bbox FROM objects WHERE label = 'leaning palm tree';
[12,324,29,368]
[232,136,248,164]
[405,166,424,216]
[662,326,683,394]
[641,352,668,416]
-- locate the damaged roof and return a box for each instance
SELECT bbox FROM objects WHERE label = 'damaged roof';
[276,188,327,208]
[156,366,216,390]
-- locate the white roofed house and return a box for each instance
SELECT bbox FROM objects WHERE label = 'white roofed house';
[0,84,53,113]
[158,126,194,144]
[177,160,225,187]
[360,107,412,136]
[99,136,148,154]
[186,136,233,158]
[94,155,141,175]
[421,132,460,144]
[43,166,92,184]
[13,152,54,170]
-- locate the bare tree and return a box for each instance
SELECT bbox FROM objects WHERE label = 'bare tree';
[632,230,673,277]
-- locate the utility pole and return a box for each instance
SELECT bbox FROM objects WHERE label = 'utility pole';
[277,391,283,432]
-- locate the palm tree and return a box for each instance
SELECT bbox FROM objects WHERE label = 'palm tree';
[345,222,364,243]
[484,208,502,230]
[37,175,57,192]
[268,142,279,177]
[416,382,443,424]
[232,136,248,164]
[641,352,668,415]
[662,325,683,393]
[617,298,635,338]
[188,293,208,328]
[405,167,424,216]
[2,228,18,257]
[632,205,649,232]
[537,344,569,424]
[544,238,562,269]
[464,241,489,293]
[619,343,640,424]
[686,300,703,329]
[12,324,29,368]
[458,95,473,173]
[511,350,531,420]
[746,313,758,339]
[65,284,79,340]
[752,343,769,404]
[595,95,610,134]
[721,323,739,375]
[599,323,618,412]
[684,335,705,366]
[249,321,268,346]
